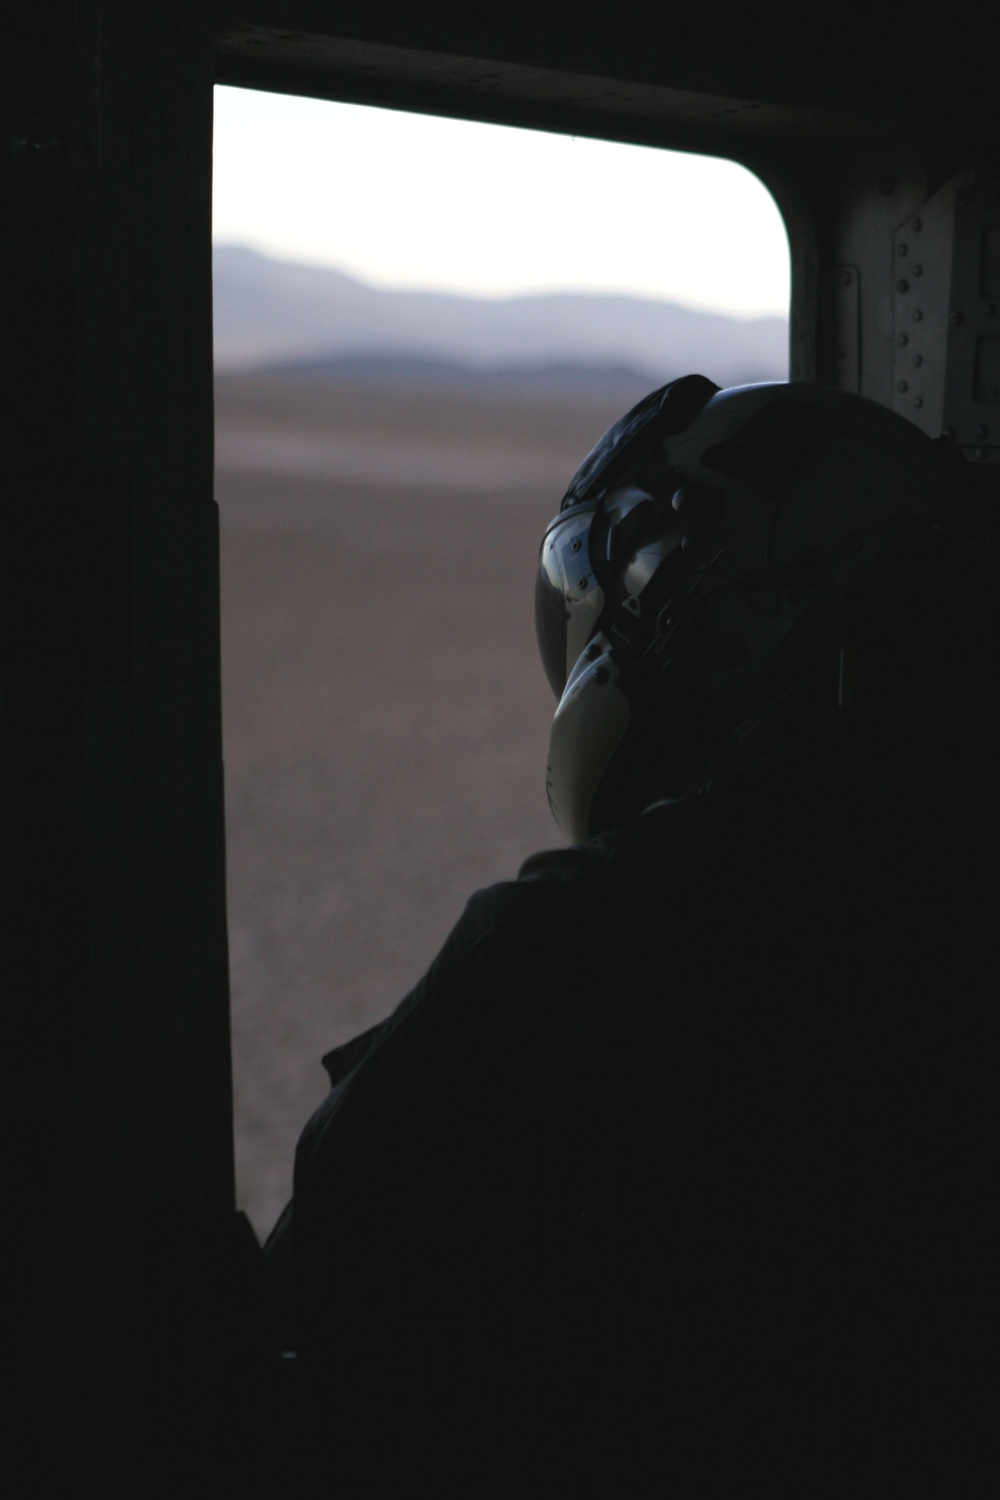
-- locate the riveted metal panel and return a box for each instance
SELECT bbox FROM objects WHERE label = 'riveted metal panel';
[942,182,1000,462]
[835,264,860,393]
[891,178,963,439]
[892,174,1000,461]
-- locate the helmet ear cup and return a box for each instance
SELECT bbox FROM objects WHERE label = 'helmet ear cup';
[545,642,630,842]
[587,687,726,832]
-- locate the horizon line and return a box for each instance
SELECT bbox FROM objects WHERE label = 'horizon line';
[213,239,790,324]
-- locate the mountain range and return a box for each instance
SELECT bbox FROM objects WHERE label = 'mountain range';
[213,245,788,390]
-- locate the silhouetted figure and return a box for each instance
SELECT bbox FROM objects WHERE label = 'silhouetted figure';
[268,378,997,1487]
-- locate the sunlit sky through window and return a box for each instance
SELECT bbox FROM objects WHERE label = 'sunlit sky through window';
[213,86,790,320]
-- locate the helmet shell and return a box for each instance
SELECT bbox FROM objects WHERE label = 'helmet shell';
[536,378,977,841]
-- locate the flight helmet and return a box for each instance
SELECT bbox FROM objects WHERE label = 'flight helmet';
[536,374,986,841]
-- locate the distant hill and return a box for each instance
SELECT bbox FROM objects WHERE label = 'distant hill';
[250,352,668,403]
[213,245,788,389]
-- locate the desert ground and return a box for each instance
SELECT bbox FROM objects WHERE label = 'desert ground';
[216,369,646,1237]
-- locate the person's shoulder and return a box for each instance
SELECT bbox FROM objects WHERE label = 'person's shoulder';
[515,805,687,897]
[515,841,599,884]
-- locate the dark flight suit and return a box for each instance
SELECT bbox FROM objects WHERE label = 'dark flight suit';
[270,748,993,1489]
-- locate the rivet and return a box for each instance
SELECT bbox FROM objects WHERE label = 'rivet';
[897,279,909,293]
[912,310,923,322]
[974,448,986,460]
[897,244,908,257]
[593,665,610,684]
[912,264,923,277]
[912,217,923,231]
[913,354,923,367]
[898,334,909,346]
[897,380,909,393]
[949,310,963,326]
[577,577,588,590]
[584,641,602,661]
[571,538,581,552]
[913,396,923,409]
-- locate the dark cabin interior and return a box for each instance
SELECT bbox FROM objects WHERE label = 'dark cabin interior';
[4,1,997,1485]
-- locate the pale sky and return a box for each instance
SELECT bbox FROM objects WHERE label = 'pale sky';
[212,86,790,320]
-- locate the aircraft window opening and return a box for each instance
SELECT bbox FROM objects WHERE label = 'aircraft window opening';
[212,86,791,1240]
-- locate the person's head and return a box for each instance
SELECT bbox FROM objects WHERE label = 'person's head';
[536,376,997,841]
